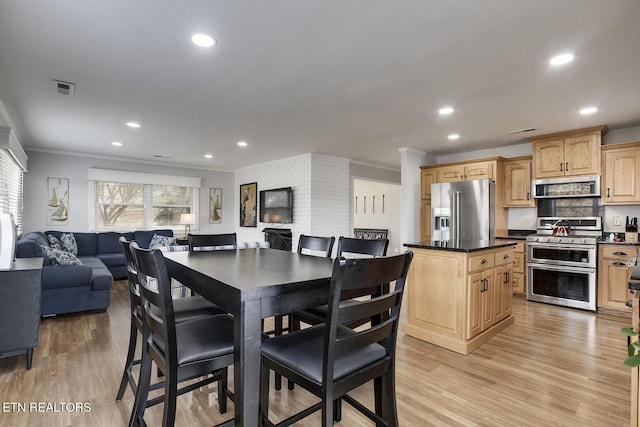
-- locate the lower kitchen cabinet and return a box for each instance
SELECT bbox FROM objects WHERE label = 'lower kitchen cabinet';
[597,244,640,316]
[497,239,526,295]
[405,244,515,355]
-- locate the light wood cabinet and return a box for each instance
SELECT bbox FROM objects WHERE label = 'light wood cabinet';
[530,126,606,179]
[436,161,493,183]
[405,245,515,354]
[602,142,640,205]
[421,168,436,199]
[496,239,526,295]
[504,157,535,207]
[420,199,431,242]
[597,244,639,316]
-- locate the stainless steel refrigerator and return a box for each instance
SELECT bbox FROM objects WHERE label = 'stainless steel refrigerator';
[431,179,495,241]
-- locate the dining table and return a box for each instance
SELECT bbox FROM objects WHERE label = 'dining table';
[163,248,334,427]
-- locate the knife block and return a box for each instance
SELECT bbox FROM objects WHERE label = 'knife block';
[626,232,639,243]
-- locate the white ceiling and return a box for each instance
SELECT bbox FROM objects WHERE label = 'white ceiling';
[1,0,639,171]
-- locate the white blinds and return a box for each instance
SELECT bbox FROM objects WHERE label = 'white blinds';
[0,148,24,234]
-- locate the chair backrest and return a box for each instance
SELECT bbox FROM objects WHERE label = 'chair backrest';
[119,236,142,321]
[129,242,178,371]
[297,234,335,258]
[323,252,413,384]
[336,236,389,258]
[188,233,237,251]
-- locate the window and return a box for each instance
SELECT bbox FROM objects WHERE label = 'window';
[0,149,24,234]
[88,169,201,232]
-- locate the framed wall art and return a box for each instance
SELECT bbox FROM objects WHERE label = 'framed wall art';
[47,177,69,225]
[209,188,222,224]
[239,182,257,227]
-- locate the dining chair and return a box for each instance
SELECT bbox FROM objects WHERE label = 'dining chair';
[128,242,235,427]
[260,251,413,427]
[188,233,237,251]
[115,237,228,403]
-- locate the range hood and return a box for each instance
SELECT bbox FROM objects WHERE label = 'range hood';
[532,175,600,199]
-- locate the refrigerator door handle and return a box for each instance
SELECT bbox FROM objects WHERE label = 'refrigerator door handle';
[452,191,461,241]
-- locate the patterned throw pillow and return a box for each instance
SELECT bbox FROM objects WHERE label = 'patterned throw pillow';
[40,245,82,266]
[47,233,63,250]
[148,234,175,250]
[60,232,78,255]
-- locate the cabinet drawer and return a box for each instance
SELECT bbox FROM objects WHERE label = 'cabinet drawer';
[512,272,525,295]
[601,245,639,260]
[515,241,525,253]
[469,253,495,272]
[513,253,525,273]
[495,248,515,266]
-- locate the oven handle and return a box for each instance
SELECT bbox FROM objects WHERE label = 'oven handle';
[527,262,596,274]
[527,243,596,251]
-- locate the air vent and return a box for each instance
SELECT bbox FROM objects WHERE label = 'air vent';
[53,80,75,96]
[506,127,536,135]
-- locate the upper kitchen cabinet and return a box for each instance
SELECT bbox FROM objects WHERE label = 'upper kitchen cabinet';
[503,156,535,207]
[602,141,640,205]
[530,126,607,179]
[421,167,436,199]
[436,161,494,182]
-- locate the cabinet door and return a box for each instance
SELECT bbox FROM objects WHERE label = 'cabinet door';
[602,260,633,311]
[481,272,494,331]
[503,262,513,318]
[467,271,484,339]
[602,148,640,204]
[533,139,565,178]
[464,161,494,181]
[437,165,464,182]
[564,133,600,176]
[512,272,525,295]
[504,159,534,206]
[420,199,431,242]
[493,264,508,322]
[421,168,436,199]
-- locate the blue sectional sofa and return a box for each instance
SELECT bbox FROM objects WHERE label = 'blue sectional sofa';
[15,229,174,316]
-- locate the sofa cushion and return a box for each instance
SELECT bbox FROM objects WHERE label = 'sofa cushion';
[97,232,134,255]
[46,233,63,250]
[134,229,173,249]
[40,246,82,265]
[149,234,176,250]
[60,232,78,255]
[97,252,125,268]
[47,231,98,256]
[16,232,49,258]
[79,257,114,291]
[41,265,93,290]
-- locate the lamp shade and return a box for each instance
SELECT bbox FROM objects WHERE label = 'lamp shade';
[180,213,195,225]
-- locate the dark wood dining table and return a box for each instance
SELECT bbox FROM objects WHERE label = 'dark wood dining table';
[163,248,334,427]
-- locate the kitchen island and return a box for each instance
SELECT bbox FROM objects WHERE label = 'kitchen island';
[403,240,517,355]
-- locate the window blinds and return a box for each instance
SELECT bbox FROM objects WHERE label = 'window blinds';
[0,149,24,234]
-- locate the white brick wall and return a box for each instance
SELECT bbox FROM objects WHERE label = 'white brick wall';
[234,153,351,254]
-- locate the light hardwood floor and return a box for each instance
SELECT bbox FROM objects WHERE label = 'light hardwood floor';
[0,280,633,426]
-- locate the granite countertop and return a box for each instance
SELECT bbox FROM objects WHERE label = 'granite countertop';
[404,239,517,253]
[599,240,640,246]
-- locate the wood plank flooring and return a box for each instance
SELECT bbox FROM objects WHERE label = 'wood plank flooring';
[0,280,633,426]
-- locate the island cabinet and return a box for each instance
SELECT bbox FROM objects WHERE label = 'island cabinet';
[503,156,535,207]
[404,243,515,355]
[530,125,607,179]
[597,244,640,316]
[601,141,640,205]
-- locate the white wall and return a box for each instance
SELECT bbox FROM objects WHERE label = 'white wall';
[22,150,235,234]
[354,178,402,254]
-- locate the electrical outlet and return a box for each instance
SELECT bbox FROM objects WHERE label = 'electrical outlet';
[614,217,621,226]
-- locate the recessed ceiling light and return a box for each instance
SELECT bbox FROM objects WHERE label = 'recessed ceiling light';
[112,141,123,146]
[550,53,574,66]
[579,106,598,115]
[237,141,248,147]
[439,106,454,115]
[191,33,216,48]
[448,134,460,141]
[204,154,213,159]
[126,121,141,128]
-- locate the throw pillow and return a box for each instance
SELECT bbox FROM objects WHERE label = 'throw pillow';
[40,245,82,266]
[47,233,63,250]
[60,232,78,255]
[148,234,176,250]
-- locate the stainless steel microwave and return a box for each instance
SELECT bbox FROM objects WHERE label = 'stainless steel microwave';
[532,175,600,199]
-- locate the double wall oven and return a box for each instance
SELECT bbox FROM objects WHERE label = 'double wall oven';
[526,176,602,311]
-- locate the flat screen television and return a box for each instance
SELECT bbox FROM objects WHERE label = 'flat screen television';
[259,187,293,224]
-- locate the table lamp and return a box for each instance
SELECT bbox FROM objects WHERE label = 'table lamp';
[180,213,195,239]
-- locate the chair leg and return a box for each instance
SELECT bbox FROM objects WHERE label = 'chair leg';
[25,348,33,370]
[116,320,138,401]
[260,362,271,426]
[375,372,398,427]
[129,346,152,427]
[161,367,178,427]
[321,394,334,427]
[333,398,342,422]
[218,368,228,414]
[274,315,283,390]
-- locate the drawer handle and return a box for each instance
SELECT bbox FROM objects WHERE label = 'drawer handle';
[503,255,510,260]
[613,262,628,267]
[481,259,488,264]
[613,251,628,256]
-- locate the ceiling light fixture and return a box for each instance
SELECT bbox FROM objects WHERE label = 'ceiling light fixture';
[112,141,122,146]
[237,141,248,147]
[448,134,460,141]
[204,154,213,159]
[191,33,216,48]
[126,121,141,128]
[439,106,454,115]
[550,53,574,66]
[579,106,598,115]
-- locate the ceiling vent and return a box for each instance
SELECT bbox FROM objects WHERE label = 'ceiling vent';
[506,127,536,135]
[53,80,75,96]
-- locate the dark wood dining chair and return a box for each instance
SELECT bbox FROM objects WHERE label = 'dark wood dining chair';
[128,242,235,427]
[187,233,237,251]
[260,252,413,427]
[115,237,227,403]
